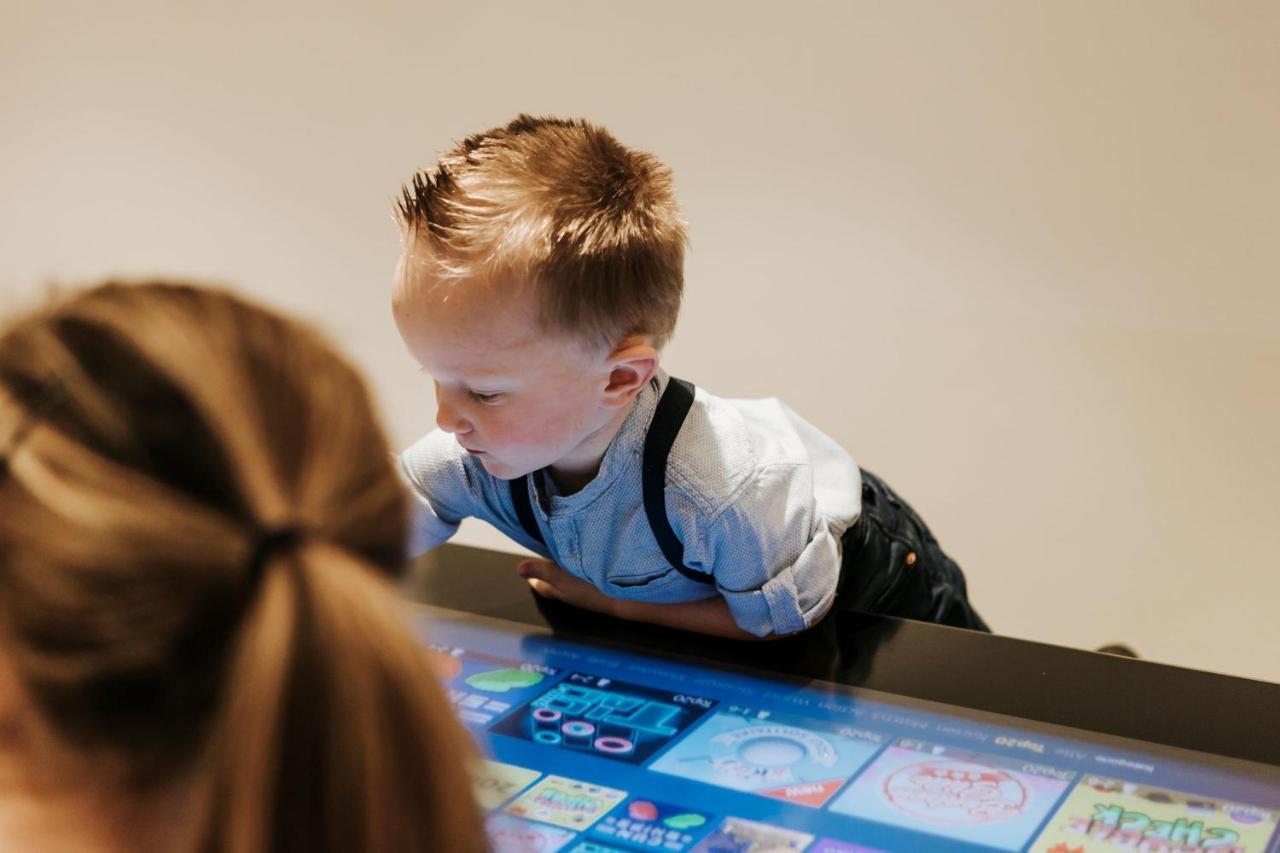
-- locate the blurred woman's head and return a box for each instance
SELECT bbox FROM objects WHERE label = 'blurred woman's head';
[0,281,485,852]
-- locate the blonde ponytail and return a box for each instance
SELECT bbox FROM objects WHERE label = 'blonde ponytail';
[0,281,487,851]
[203,541,486,853]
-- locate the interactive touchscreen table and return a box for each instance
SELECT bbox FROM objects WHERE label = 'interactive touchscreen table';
[409,544,1280,853]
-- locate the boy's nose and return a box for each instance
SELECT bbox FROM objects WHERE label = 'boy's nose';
[435,401,471,435]
[433,383,472,434]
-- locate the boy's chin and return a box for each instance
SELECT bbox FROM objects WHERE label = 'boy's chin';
[476,455,532,481]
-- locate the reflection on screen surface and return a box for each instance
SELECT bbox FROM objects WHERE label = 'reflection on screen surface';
[419,612,1280,853]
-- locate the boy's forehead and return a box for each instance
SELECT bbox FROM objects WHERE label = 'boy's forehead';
[394,260,591,374]
[426,324,588,385]
[408,319,540,383]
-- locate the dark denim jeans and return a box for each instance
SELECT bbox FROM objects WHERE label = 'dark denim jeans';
[835,470,989,632]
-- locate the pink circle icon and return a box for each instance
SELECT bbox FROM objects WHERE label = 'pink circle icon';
[594,736,635,754]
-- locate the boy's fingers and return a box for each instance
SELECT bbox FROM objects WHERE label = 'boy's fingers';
[517,559,562,581]
[527,578,559,599]
[517,560,557,594]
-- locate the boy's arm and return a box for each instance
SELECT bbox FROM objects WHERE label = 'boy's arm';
[518,559,771,641]
[677,455,852,639]
[614,596,776,641]
[397,429,482,554]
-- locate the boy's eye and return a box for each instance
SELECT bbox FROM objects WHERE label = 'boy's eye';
[470,391,504,405]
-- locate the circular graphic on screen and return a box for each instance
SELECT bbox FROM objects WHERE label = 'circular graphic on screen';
[737,736,808,767]
[883,760,1027,825]
[714,725,836,766]
[706,724,837,785]
[594,736,635,755]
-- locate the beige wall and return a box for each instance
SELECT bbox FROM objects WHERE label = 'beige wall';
[3,1,1277,681]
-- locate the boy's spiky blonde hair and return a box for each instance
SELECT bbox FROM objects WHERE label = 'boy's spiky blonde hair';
[397,115,687,350]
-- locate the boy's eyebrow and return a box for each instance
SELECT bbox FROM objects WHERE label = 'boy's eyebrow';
[416,365,515,387]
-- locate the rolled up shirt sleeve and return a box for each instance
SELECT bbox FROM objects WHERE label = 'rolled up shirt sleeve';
[397,429,480,555]
[689,461,846,637]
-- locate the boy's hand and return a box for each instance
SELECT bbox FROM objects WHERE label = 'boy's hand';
[517,559,779,641]
[517,559,619,616]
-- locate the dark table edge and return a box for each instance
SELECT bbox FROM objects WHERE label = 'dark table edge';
[408,543,1280,771]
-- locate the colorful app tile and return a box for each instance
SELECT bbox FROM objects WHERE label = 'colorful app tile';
[828,739,1074,851]
[1028,774,1279,852]
[431,644,561,728]
[492,672,715,764]
[589,796,714,851]
[472,760,542,811]
[689,816,814,852]
[650,710,883,808]
[568,843,635,853]
[504,774,628,831]
[486,813,577,853]
[810,841,891,852]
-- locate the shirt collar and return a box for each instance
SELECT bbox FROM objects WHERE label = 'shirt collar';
[539,368,668,513]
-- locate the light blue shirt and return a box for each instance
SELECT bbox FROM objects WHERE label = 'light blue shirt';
[398,371,862,636]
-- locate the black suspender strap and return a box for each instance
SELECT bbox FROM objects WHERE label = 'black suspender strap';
[509,475,545,545]
[642,377,714,585]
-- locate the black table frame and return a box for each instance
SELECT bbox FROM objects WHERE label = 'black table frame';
[408,543,1280,773]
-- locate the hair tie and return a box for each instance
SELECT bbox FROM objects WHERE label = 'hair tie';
[247,524,305,582]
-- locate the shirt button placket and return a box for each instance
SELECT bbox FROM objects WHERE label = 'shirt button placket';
[549,517,580,576]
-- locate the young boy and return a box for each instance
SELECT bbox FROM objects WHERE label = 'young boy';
[392,115,986,640]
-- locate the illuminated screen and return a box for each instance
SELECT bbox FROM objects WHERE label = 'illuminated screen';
[421,612,1280,853]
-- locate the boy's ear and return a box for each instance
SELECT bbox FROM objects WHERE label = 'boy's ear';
[602,339,659,407]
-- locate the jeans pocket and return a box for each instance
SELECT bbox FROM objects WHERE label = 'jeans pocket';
[840,512,931,618]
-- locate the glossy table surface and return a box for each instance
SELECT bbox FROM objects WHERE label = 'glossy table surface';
[407,543,1280,770]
